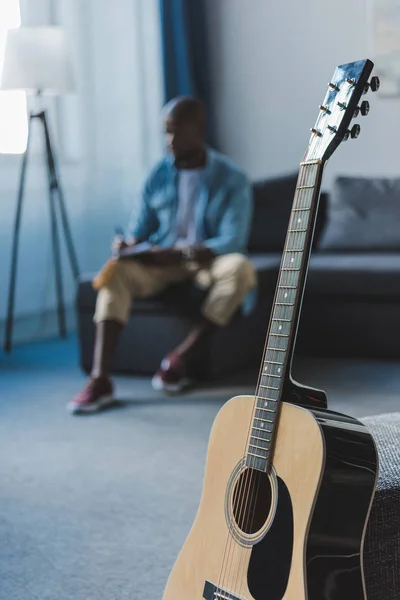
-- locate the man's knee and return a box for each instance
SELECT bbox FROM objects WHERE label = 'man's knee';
[213,253,257,292]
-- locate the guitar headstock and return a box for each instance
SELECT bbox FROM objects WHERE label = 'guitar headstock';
[305,59,378,163]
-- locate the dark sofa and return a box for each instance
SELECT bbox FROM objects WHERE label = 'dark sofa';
[77,173,400,377]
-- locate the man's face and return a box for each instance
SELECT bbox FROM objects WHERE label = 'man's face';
[165,115,204,162]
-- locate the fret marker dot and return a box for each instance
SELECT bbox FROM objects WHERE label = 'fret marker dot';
[264,401,268,407]
[260,423,264,428]
[278,325,282,331]
[291,258,294,263]
[278,368,281,373]
[284,293,288,298]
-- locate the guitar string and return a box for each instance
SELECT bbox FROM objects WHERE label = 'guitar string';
[215,143,321,597]
[231,164,308,599]
[228,162,315,599]
[211,171,309,598]
[231,161,319,600]
[234,163,316,599]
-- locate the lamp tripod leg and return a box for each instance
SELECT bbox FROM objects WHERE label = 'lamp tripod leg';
[42,113,67,339]
[3,117,32,353]
[42,112,80,281]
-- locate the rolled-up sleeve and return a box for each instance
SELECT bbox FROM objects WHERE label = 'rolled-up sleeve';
[203,175,253,255]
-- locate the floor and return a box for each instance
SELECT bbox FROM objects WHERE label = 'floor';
[0,336,399,599]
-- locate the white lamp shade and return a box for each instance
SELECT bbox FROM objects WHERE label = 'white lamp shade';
[0,27,75,94]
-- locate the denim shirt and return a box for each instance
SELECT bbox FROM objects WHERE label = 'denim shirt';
[129,149,256,314]
[129,149,253,256]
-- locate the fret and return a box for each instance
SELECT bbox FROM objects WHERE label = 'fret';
[252,426,272,436]
[266,347,286,352]
[278,285,297,289]
[262,373,280,380]
[272,318,290,323]
[257,388,279,401]
[254,405,274,417]
[263,359,283,365]
[287,228,308,233]
[247,450,268,460]
[246,455,267,470]
[255,405,274,413]
[251,427,272,440]
[259,384,279,391]
[253,420,274,432]
[281,267,300,271]
[296,185,314,189]
[250,437,270,450]
[272,306,294,321]
[251,434,270,443]
[292,207,311,212]
[248,444,268,458]
[275,302,294,306]
[268,332,287,338]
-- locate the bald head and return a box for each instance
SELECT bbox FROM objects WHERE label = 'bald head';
[163,97,207,168]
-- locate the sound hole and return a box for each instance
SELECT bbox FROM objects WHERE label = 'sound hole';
[232,468,272,534]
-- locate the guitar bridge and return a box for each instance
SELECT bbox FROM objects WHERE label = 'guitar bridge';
[203,580,243,600]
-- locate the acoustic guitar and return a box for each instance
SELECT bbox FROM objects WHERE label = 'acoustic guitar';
[163,60,379,600]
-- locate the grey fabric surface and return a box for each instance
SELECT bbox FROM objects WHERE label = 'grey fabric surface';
[306,253,400,297]
[2,338,400,600]
[362,413,400,600]
[319,177,400,251]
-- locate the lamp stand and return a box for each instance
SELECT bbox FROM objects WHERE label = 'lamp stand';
[3,110,80,353]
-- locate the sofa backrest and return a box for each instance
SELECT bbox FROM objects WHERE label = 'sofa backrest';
[248,173,327,252]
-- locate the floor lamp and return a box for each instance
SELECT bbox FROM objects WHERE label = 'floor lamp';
[1,27,80,353]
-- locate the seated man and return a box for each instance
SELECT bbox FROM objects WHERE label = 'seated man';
[69,97,256,414]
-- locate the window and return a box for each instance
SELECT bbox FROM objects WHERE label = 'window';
[0,0,28,154]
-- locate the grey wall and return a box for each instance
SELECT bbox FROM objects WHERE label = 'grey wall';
[206,0,400,187]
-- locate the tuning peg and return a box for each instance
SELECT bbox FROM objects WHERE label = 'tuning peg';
[360,100,370,115]
[320,105,331,115]
[363,76,380,94]
[328,82,340,92]
[353,101,370,118]
[343,131,350,141]
[351,124,361,139]
[370,76,380,92]
[310,128,322,137]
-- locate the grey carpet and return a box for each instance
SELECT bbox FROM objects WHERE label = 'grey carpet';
[1,337,399,599]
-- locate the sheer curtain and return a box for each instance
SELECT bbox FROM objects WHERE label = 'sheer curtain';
[69,0,164,270]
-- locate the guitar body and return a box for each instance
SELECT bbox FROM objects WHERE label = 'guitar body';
[163,395,378,600]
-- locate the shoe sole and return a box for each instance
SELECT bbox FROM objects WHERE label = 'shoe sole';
[67,394,114,415]
[151,375,191,394]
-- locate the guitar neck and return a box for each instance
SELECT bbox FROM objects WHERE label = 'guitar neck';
[247,159,324,472]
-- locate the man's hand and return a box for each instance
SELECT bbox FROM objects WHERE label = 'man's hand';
[111,237,137,256]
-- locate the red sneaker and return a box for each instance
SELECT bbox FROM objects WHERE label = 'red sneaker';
[151,353,191,394]
[68,378,114,414]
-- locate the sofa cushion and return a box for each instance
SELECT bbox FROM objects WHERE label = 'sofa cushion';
[362,412,400,600]
[307,253,400,297]
[319,177,400,251]
[249,175,327,252]
[249,174,298,252]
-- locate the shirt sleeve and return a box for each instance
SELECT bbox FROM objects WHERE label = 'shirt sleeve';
[128,173,158,241]
[203,174,253,255]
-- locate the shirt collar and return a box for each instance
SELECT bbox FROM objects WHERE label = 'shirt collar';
[166,147,216,176]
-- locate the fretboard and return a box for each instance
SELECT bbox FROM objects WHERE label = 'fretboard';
[246,160,323,472]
